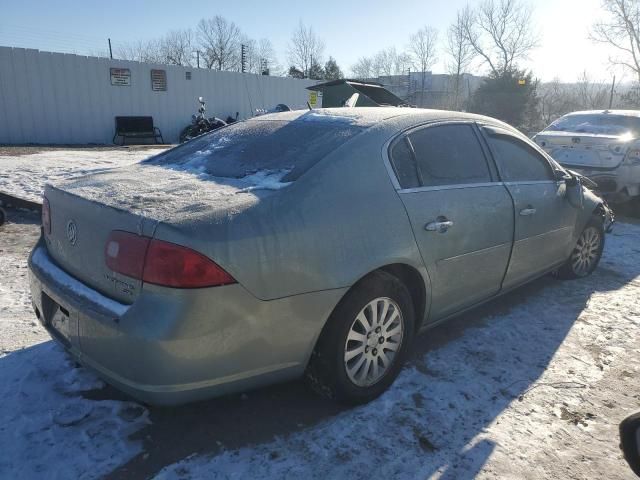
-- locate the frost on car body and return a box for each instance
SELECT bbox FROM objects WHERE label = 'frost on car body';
[28,107,611,405]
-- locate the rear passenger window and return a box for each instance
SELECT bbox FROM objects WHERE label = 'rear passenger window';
[408,124,491,187]
[389,138,420,189]
[487,135,554,182]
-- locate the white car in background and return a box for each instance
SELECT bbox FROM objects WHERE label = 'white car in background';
[534,110,640,203]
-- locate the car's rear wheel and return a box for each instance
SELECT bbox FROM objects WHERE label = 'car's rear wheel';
[305,271,415,404]
[555,216,604,279]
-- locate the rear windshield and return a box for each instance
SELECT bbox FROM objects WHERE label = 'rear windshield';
[146,118,365,181]
[545,114,640,136]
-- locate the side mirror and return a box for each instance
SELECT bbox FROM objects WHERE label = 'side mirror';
[555,170,574,184]
[620,413,640,477]
[563,173,584,209]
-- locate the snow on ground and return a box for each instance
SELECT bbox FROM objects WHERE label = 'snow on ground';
[0,149,639,478]
[0,210,150,479]
[0,147,168,202]
[1,210,639,479]
[153,223,640,480]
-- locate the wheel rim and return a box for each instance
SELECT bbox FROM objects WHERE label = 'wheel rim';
[344,297,404,387]
[571,226,601,276]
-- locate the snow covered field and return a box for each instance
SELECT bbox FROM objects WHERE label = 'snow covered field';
[0,147,168,202]
[0,148,639,479]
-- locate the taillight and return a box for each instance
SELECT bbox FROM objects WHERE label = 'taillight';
[104,231,236,288]
[609,144,624,154]
[42,197,51,234]
[624,148,640,165]
[143,239,236,288]
[105,231,150,279]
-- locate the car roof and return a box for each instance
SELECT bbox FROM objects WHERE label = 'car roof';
[252,107,514,131]
[563,109,640,118]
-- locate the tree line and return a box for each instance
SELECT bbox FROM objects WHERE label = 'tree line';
[114,0,640,131]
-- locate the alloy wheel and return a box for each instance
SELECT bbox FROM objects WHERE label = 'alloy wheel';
[344,297,404,387]
[571,226,601,277]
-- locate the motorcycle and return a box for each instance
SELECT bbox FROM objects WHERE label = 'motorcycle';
[179,97,227,143]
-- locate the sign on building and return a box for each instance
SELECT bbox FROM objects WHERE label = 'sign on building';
[151,69,167,91]
[110,68,131,86]
[308,90,322,108]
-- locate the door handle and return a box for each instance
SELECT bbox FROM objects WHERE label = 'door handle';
[425,216,454,233]
[519,207,537,216]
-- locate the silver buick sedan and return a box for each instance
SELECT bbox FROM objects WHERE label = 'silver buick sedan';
[29,108,613,406]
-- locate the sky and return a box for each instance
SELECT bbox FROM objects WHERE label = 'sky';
[0,0,626,83]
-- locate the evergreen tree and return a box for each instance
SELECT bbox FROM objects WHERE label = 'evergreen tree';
[288,66,305,79]
[469,69,539,132]
[324,57,343,80]
[308,61,325,80]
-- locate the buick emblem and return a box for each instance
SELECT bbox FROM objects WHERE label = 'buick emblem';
[66,220,78,246]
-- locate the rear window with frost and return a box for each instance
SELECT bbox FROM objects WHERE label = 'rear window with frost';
[146,118,366,181]
[545,114,640,136]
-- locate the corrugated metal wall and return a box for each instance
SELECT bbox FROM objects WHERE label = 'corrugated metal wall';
[0,47,317,144]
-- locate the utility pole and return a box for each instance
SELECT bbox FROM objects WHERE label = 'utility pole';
[241,44,247,73]
[108,38,113,59]
[196,50,200,69]
[609,75,616,109]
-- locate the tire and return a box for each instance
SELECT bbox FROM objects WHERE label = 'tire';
[305,271,415,404]
[179,125,199,143]
[554,215,605,279]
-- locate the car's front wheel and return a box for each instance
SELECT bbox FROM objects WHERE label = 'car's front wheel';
[305,271,415,404]
[555,215,605,279]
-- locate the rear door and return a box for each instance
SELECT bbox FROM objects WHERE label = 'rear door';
[389,122,514,320]
[482,126,578,288]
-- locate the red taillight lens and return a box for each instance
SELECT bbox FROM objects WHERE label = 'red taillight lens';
[42,197,51,234]
[105,231,150,279]
[104,231,236,288]
[143,239,236,288]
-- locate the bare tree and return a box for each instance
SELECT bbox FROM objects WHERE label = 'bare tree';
[352,56,374,79]
[461,0,538,77]
[197,16,242,70]
[116,39,163,63]
[409,26,438,106]
[575,71,610,109]
[257,38,280,74]
[446,10,475,109]
[372,47,410,77]
[159,29,194,66]
[591,0,640,83]
[239,37,279,74]
[538,78,578,125]
[395,51,413,75]
[287,21,325,78]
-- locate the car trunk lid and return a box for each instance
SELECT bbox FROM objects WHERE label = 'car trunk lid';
[43,184,152,304]
[534,131,629,169]
[44,163,268,303]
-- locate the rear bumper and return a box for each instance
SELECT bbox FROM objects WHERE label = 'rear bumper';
[28,240,345,405]
[567,165,640,201]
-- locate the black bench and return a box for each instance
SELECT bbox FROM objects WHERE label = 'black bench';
[113,116,164,145]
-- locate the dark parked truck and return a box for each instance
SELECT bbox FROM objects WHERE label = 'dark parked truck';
[29,108,613,406]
